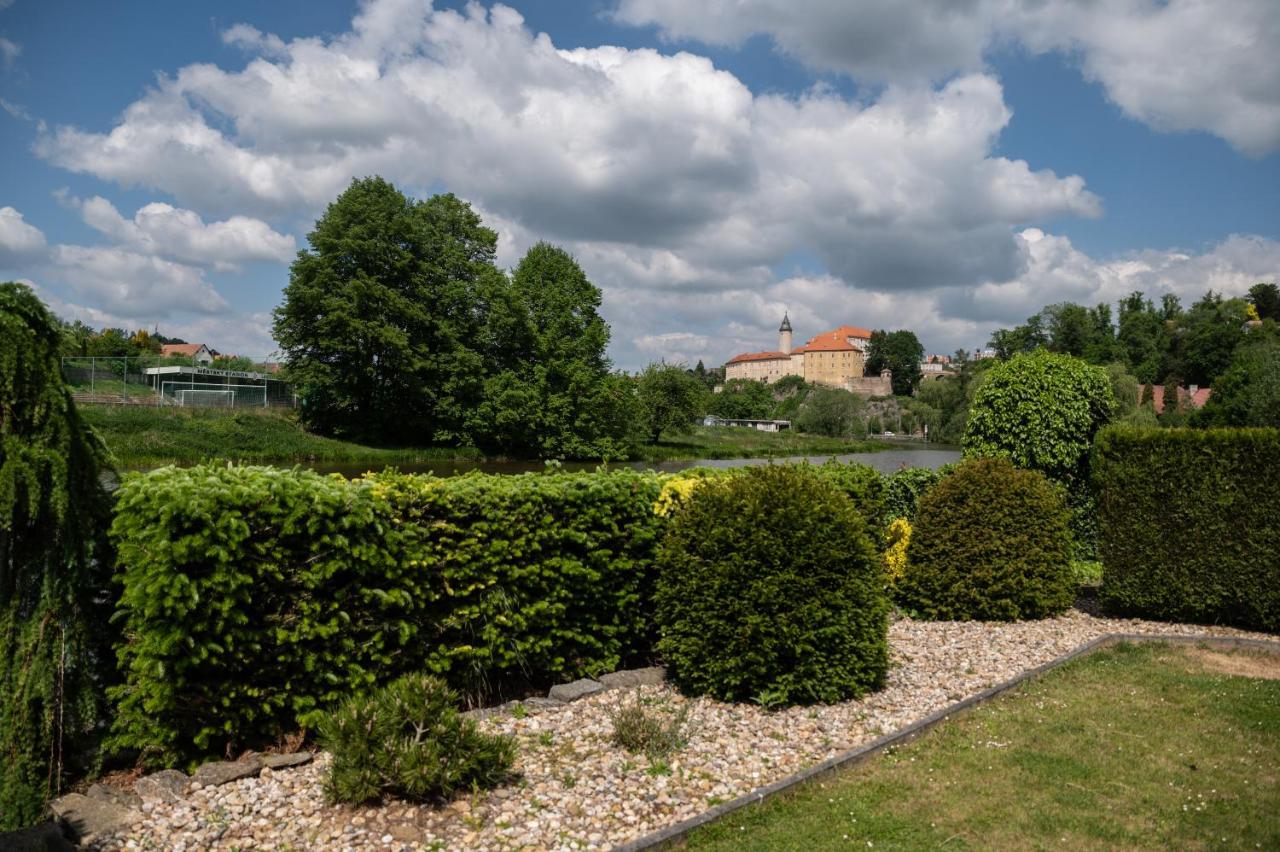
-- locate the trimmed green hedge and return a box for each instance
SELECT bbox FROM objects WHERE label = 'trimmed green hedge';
[1096,428,1280,632]
[108,465,663,766]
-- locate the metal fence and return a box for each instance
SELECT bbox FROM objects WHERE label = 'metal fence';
[62,357,296,409]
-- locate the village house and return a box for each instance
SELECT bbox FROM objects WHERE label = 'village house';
[160,343,214,364]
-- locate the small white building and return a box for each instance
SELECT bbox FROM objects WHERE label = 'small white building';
[160,343,214,364]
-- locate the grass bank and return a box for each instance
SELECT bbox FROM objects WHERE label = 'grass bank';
[83,406,887,468]
[81,405,480,468]
[689,641,1280,850]
[639,426,883,462]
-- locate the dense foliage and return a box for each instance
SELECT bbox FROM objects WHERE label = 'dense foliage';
[708,378,774,419]
[964,350,1117,486]
[636,363,706,443]
[107,464,663,766]
[273,177,629,457]
[883,466,949,523]
[1096,428,1280,631]
[864,329,924,396]
[1194,323,1280,428]
[319,673,515,805]
[0,283,113,829]
[899,458,1074,621]
[654,466,889,706]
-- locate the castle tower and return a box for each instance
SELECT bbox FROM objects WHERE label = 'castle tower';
[779,312,793,354]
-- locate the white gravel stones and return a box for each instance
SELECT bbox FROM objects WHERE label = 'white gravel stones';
[87,611,1274,852]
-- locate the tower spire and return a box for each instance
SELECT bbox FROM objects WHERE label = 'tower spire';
[778,312,793,354]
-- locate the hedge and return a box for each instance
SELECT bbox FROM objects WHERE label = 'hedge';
[1096,427,1280,632]
[107,464,663,766]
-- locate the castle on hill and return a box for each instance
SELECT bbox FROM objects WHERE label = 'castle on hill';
[724,314,892,396]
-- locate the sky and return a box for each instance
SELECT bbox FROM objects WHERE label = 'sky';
[1,0,1278,369]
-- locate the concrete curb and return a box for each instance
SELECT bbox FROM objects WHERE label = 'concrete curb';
[614,632,1280,851]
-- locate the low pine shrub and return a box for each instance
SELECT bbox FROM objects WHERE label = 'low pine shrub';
[810,461,888,545]
[655,465,889,706]
[318,674,515,805]
[899,458,1074,621]
[1095,427,1280,631]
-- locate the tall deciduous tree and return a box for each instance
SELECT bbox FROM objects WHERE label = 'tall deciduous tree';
[1,283,113,829]
[274,178,500,443]
[637,363,705,444]
[865,329,924,396]
[1248,283,1280,321]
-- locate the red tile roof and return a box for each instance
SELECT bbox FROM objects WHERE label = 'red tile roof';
[1140,384,1212,413]
[160,343,207,357]
[802,325,872,352]
[726,350,791,364]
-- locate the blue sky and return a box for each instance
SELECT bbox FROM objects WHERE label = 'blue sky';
[1,0,1277,366]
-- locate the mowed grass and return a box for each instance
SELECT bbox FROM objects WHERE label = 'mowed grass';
[641,426,883,462]
[81,405,480,468]
[687,642,1280,851]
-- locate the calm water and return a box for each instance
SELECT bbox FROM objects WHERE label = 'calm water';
[309,444,962,478]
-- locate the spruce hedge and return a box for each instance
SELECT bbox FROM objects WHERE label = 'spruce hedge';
[899,458,1075,621]
[108,464,663,766]
[654,465,889,706]
[1096,427,1280,632]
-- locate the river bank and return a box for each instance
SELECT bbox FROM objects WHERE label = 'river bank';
[83,406,932,471]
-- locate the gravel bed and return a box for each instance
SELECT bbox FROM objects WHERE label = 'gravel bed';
[91,611,1274,851]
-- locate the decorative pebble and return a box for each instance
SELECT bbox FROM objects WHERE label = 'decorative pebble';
[85,611,1272,851]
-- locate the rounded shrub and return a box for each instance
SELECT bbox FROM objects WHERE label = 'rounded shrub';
[318,674,515,805]
[654,465,889,706]
[899,458,1074,621]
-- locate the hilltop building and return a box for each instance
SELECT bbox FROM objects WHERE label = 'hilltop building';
[724,315,892,396]
[160,343,214,364]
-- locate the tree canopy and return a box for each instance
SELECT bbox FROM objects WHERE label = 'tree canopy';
[864,329,924,395]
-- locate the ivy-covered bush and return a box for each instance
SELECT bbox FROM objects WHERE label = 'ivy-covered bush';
[1096,427,1280,631]
[963,350,1116,559]
[108,464,663,767]
[319,673,515,804]
[899,458,1074,621]
[654,465,889,706]
[883,466,951,523]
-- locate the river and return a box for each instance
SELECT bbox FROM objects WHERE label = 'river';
[308,444,962,478]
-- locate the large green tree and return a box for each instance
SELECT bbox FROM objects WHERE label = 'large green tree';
[708,378,774,419]
[637,363,706,444]
[864,329,924,395]
[274,178,501,443]
[1248,283,1280,321]
[1195,323,1280,427]
[1177,291,1250,386]
[1,284,113,829]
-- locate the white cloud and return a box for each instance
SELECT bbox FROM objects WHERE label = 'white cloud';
[68,195,295,269]
[33,0,1095,298]
[0,206,47,264]
[48,244,230,316]
[0,36,19,69]
[614,0,1280,156]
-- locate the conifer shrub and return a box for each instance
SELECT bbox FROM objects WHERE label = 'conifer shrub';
[318,674,515,804]
[654,465,889,706]
[1095,427,1280,631]
[899,458,1074,621]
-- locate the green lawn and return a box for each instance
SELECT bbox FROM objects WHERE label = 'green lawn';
[688,642,1280,851]
[81,405,479,468]
[81,406,885,468]
[640,426,882,462]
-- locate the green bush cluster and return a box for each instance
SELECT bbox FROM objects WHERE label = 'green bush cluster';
[899,458,1075,621]
[318,674,515,805]
[108,464,663,766]
[1096,427,1280,631]
[654,465,889,706]
[883,466,952,523]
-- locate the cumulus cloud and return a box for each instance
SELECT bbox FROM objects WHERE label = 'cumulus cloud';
[614,0,1280,156]
[32,0,1095,296]
[67,195,295,269]
[48,245,230,316]
[0,206,47,264]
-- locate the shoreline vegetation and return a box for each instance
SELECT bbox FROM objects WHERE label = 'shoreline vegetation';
[81,405,892,469]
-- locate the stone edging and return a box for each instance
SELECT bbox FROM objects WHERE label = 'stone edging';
[614,633,1280,852]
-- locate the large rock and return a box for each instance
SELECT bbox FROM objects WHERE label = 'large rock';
[49,793,141,842]
[86,783,142,810]
[599,666,667,689]
[263,751,313,770]
[190,757,263,788]
[134,769,189,803]
[548,678,605,703]
[0,821,75,852]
